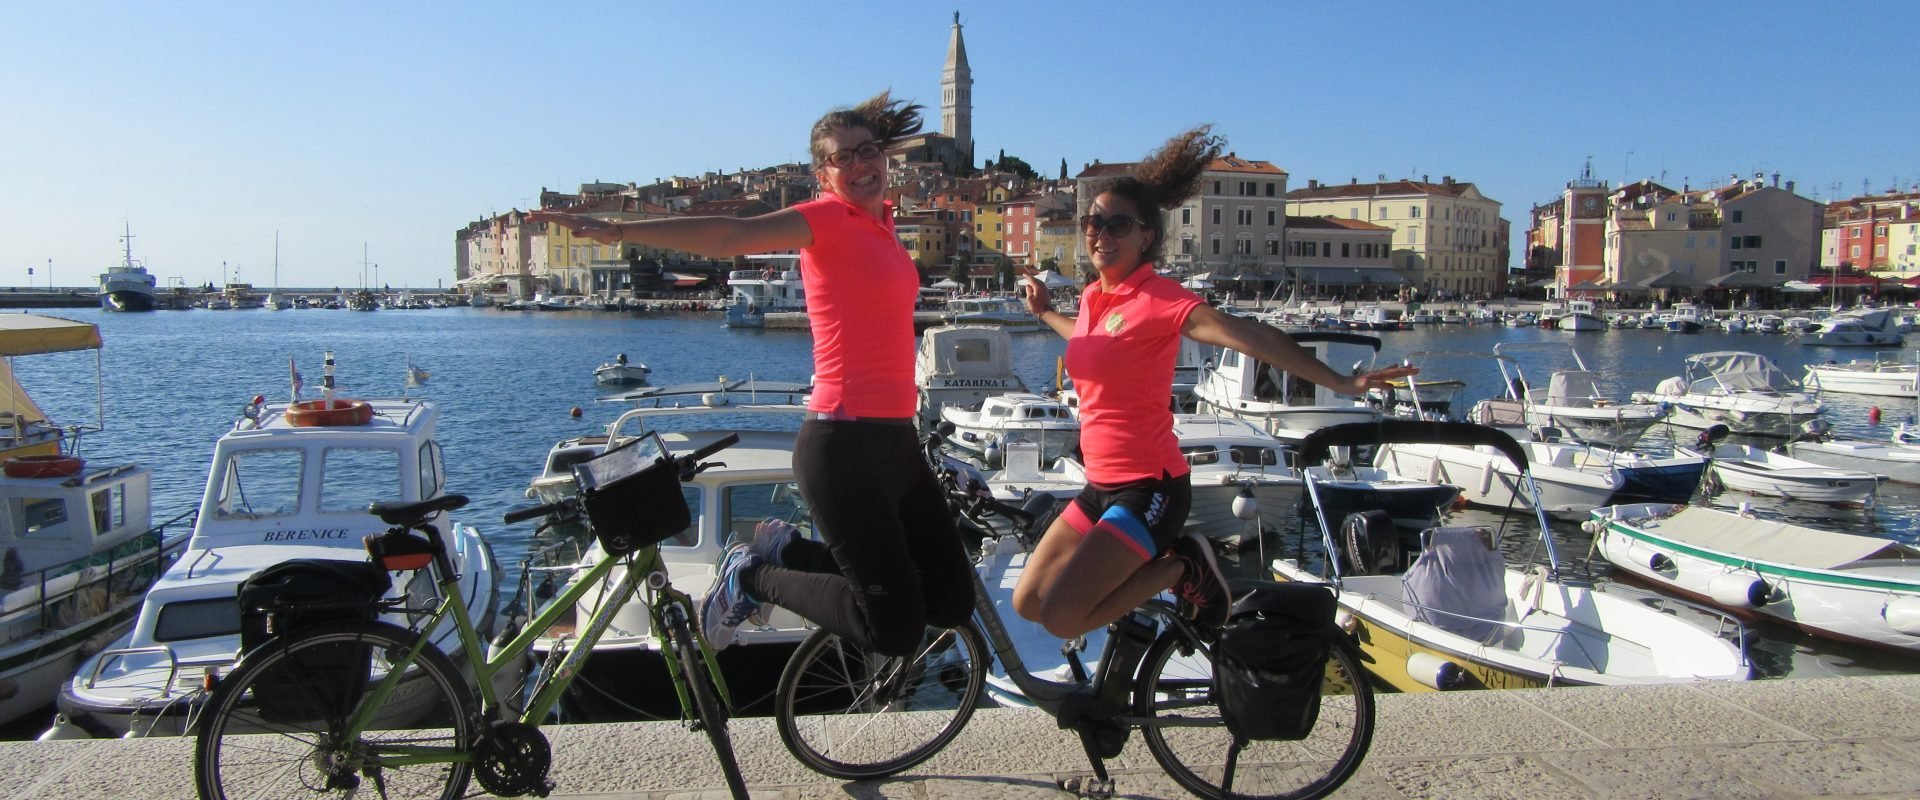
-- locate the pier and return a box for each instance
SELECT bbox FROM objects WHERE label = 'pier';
[8,674,1919,798]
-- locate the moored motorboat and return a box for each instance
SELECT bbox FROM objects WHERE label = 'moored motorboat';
[1794,309,1903,348]
[1802,354,1918,398]
[1780,420,1920,485]
[1490,342,1666,449]
[98,225,158,312]
[1556,299,1606,331]
[915,324,1026,423]
[1191,331,1382,438]
[53,386,501,738]
[1588,502,1920,654]
[1679,430,1883,506]
[1274,420,1751,691]
[939,392,1079,467]
[1630,351,1823,437]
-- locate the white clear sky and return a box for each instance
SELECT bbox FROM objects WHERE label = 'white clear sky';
[5,1,1915,289]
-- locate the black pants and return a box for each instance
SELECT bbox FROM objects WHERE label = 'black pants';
[745,419,975,656]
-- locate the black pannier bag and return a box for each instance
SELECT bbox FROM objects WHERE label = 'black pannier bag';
[236,559,393,723]
[1212,580,1337,741]
[574,432,691,557]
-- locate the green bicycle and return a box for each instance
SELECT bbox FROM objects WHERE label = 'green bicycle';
[192,430,748,800]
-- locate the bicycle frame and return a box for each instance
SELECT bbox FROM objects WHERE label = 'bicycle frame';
[340,534,731,759]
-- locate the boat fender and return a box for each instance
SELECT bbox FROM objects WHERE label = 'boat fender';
[36,714,91,742]
[1648,552,1675,573]
[1479,461,1495,495]
[284,398,374,427]
[1707,573,1771,609]
[1231,483,1259,521]
[983,439,1002,468]
[1882,596,1920,637]
[1406,652,1466,691]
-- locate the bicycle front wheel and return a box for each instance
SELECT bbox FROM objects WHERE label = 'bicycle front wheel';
[1135,628,1374,800]
[775,622,987,779]
[193,622,476,800]
[664,607,750,799]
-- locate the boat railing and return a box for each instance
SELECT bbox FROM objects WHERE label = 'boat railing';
[0,507,196,647]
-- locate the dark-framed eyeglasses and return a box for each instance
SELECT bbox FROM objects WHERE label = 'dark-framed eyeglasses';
[1080,214,1142,238]
[822,141,885,168]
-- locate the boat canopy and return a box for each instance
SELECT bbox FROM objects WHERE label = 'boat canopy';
[1643,507,1905,570]
[0,314,102,356]
[916,325,1015,378]
[1296,419,1529,471]
[1682,352,1799,394]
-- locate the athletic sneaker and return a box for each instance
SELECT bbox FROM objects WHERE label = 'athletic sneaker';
[1170,533,1231,629]
[751,517,801,568]
[701,544,764,651]
[744,518,803,626]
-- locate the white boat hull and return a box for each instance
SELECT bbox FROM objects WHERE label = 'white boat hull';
[1374,441,1620,518]
[1682,444,1882,505]
[1269,561,1749,687]
[1557,313,1606,331]
[1803,365,1918,398]
[1637,395,1822,438]
[1593,503,1920,653]
[1784,437,1920,485]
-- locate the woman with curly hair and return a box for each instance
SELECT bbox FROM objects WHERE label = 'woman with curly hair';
[532,91,972,657]
[1015,126,1418,637]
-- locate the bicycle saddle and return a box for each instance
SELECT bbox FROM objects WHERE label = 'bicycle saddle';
[369,495,470,527]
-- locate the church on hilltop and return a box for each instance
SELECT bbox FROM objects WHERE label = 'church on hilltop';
[891,12,974,174]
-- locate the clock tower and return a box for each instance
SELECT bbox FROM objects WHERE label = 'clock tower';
[941,12,973,166]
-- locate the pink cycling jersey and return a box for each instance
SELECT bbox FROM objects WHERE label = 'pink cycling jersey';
[795,194,920,418]
[1064,265,1203,483]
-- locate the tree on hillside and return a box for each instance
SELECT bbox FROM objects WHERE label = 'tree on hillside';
[1059,158,1068,180]
[995,154,1037,181]
[995,255,1016,293]
[947,256,971,288]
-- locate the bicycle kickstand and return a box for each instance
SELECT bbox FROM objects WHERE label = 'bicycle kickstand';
[1056,730,1115,799]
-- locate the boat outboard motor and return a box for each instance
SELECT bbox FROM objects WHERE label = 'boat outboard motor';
[1339,510,1399,576]
[1787,418,1832,444]
[1697,423,1733,447]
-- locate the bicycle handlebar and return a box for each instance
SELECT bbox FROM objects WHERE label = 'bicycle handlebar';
[502,433,743,526]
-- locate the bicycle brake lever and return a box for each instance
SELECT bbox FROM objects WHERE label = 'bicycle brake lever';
[680,460,725,481]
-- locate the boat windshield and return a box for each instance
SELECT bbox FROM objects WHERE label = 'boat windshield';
[1684,352,1798,393]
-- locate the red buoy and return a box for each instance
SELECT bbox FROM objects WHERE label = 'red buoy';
[570,407,583,418]
[1871,406,1883,424]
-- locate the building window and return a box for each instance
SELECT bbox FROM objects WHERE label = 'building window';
[1851,245,1861,258]
[1180,237,1193,254]
[1341,242,1350,258]
[1210,238,1221,254]
[1731,237,1742,250]
[1267,209,1277,226]
[1774,259,1787,274]
[1265,240,1279,255]
[1744,235,1761,248]
[1378,206,1389,219]
[1234,239,1252,255]
[1212,181,1221,195]
[1411,207,1421,219]
[1666,212,1676,222]
[1181,208,1191,225]
[1265,183,1275,197]
[1877,225,1889,236]
[1877,244,1888,257]
[1237,209,1253,225]
[1730,210,1743,223]
[1212,208,1222,225]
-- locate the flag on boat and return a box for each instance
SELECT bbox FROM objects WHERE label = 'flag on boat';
[405,358,430,388]
[290,355,303,400]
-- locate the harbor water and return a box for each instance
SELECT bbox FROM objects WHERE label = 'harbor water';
[8,306,1920,736]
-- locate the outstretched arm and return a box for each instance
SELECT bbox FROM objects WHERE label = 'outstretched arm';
[1182,305,1418,396]
[1019,268,1074,338]
[527,208,813,258]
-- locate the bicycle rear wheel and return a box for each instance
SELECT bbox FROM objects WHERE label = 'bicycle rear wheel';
[1135,628,1374,800]
[775,622,987,779]
[193,621,476,800]
[664,607,749,799]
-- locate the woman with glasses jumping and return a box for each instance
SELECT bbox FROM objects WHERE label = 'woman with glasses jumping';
[530,92,973,658]
[1015,126,1418,637]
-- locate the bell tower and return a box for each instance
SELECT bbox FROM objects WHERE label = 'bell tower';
[941,12,973,165]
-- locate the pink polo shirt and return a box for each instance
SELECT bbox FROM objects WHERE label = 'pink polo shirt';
[1065,265,1203,484]
[795,194,919,418]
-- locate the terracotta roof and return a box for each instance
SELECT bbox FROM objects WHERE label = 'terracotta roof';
[681,199,773,218]
[1285,215,1392,232]
[1210,155,1287,176]
[1615,217,1653,232]
[1076,162,1138,179]
[1286,179,1477,201]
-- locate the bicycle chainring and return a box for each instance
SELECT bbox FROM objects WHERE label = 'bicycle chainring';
[473,720,553,797]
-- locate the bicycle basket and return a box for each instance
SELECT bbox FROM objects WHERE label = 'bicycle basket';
[573,431,691,557]
[1212,580,1336,741]
[236,559,393,724]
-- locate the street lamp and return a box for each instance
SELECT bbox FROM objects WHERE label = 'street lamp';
[46,259,52,291]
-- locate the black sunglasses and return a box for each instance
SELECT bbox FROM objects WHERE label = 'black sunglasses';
[1080,214,1142,238]
[822,141,885,168]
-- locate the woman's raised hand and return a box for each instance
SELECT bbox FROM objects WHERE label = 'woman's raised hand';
[1018,267,1051,316]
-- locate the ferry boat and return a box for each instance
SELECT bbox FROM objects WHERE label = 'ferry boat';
[945,296,1045,333]
[723,255,804,328]
[222,283,264,310]
[98,225,157,312]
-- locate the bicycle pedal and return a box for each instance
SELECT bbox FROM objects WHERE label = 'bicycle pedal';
[1057,775,1115,799]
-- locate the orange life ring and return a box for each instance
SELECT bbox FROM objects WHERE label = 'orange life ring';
[3,454,86,479]
[285,399,375,427]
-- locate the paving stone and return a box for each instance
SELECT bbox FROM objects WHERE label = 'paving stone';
[1370,754,1592,800]
[1693,677,1920,739]
[1544,740,1920,800]
[1511,682,1804,748]
[1367,686,1597,757]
